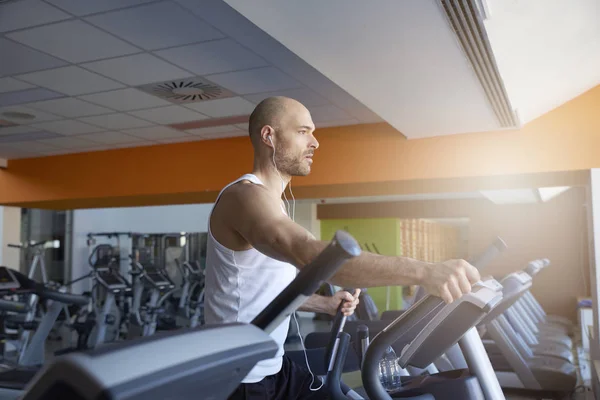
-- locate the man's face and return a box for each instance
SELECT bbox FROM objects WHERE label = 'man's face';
[273,104,318,176]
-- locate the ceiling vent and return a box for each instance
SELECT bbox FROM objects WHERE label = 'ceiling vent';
[439,0,521,128]
[137,78,235,104]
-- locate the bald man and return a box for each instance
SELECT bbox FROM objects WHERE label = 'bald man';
[204,96,481,399]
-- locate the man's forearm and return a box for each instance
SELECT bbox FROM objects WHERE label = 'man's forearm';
[298,294,335,315]
[291,237,430,288]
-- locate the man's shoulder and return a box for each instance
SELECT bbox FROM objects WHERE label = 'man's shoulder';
[220,179,268,203]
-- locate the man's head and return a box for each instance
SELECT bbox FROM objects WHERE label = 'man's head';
[248,96,318,176]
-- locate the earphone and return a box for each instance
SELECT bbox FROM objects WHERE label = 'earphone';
[269,133,320,389]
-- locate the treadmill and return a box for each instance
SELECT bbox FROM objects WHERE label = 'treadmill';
[17,230,419,400]
[470,270,577,397]
[484,271,574,363]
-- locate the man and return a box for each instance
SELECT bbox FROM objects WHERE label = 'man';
[205,96,481,400]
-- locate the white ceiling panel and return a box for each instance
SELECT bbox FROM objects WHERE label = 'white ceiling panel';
[26,98,113,118]
[0,0,71,33]
[206,67,302,95]
[317,119,360,128]
[183,96,255,117]
[77,131,145,145]
[16,66,126,96]
[7,20,140,63]
[199,131,246,139]
[85,1,224,51]
[235,123,249,131]
[187,124,243,135]
[128,105,208,124]
[79,113,154,130]
[0,78,36,94]
[46,0,156,16]
[81,53,193,86]
[0,39,68,77]
[79,88,171,111]
[155,38,268,76]
[32,120,104,135]
[308,104,353,123]
[244,87,330,107]
[0,146,39,159]
[0,105,62,123]
[38,136,99,149]
[113,141,156,149]
[0,126,37,136]
[122,126,189,140]
[6,141,61,152]
[155,136,206,144]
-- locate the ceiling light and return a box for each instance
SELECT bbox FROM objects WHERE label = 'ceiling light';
[480,189,540,204]
[538,186,570,202]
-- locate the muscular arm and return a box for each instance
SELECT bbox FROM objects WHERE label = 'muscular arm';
[298,294,336,315]
[221,182,479,303]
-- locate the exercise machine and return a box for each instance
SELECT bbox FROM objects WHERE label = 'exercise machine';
[18,230,364,400]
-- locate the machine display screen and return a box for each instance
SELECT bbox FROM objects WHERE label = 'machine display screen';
[97,272,127,289]
[145,272,170,287]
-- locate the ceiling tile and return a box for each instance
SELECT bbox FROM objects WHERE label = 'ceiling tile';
[122,126,189,140]
[38,136,99,149]
[206,67,302,95]
[45,0,156,16]
[155,136,205,144]
[0,0,71,33]
[308,104,353,123]
[200,131,247,139]
[0,126,37,136]
[128,105,208,124]
[77,131,145,145]
[32,120,104,135]
[27,98,113,118]
[0,131,62,143]
[6,141,61,152]
[0,88,65,107]
[7,20,140,63]
[0,39,68,77]
[244,88,330,107]
[85,1,224,50]
[0,78,36,94]
[16,66,126,96]
[183,97,255,117]
[317,119,360,128]
[113,141,156,149]
[79,88,171,111]
[0,146,40,158]
[79,114,154,130]
[81,53,193,86]
[187,125,243,135]
[0,105,62,123]
[235,123,249,132]
[155,38,268,76]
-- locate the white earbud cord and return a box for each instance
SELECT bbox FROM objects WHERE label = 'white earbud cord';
[272,140,322,392]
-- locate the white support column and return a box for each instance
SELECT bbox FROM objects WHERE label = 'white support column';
[0,207,21,267]
[586,169,600,395]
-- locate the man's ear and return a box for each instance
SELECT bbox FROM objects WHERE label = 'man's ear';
[261,126,274,147]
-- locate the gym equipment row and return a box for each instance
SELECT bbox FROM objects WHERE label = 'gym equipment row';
[0,231,584,399]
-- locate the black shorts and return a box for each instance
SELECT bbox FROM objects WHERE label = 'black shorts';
[228,355,331,400]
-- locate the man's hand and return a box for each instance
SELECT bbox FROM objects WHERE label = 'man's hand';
[420,260,480,304]
[328,289,361,316]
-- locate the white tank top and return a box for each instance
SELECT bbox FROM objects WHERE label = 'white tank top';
[204,174,297,383]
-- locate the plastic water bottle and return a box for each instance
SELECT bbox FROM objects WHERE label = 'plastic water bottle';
[378,346,402,391]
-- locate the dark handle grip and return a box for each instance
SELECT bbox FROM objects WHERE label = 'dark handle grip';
[324,287,355,369]
[41,289,89,307]
[325,332,351,400]
[7,244,21,248]
[0,299,28,313]
[252,231,361,333]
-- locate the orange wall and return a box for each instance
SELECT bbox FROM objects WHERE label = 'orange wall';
[2,84,600,208]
